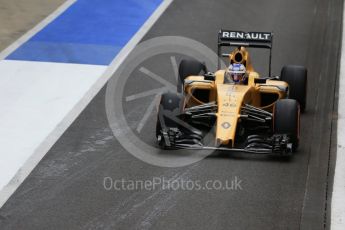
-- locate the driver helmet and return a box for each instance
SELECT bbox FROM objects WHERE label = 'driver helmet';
[226,63,247,84]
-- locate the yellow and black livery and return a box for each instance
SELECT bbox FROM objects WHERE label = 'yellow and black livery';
[156,30,307,156]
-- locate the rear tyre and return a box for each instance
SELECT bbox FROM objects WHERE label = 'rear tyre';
[273,99,300,152]
[178,59,207,93]
[156,92,183,138]
[280,65,307,112]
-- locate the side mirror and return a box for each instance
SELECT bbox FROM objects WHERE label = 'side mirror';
[204,72,215,81]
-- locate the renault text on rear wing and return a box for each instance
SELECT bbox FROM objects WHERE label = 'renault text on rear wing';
[217,30,274,75]
[219,31,272,43]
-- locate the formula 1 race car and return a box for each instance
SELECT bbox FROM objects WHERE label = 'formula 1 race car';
[156,30,307,156]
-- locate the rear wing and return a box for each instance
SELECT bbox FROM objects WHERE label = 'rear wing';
[217,30,274,76]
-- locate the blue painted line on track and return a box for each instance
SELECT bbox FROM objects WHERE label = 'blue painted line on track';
[6,0,162,65]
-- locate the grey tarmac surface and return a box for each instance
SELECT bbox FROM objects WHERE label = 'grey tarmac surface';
[0,0,342,229]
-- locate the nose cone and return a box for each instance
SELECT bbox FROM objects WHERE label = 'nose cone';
[215,84,250,147]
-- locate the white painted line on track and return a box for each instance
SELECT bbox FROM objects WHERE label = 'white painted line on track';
[0,0,174,209]
[331,3,345,229]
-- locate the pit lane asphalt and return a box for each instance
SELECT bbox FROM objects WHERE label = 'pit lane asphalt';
[0,0,342,229]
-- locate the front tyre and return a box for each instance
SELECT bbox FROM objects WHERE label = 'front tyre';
[273,99,300,152]
[156,92,183,138]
